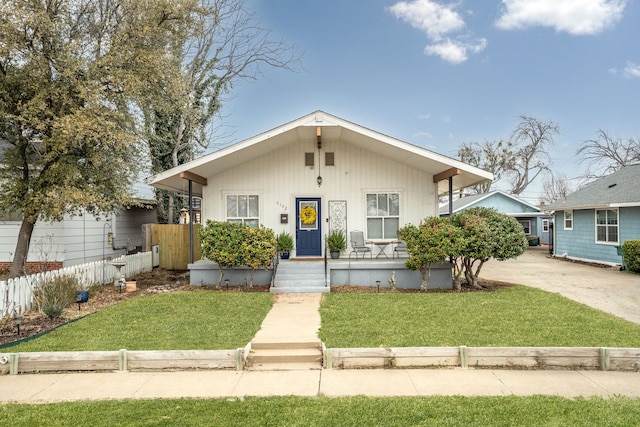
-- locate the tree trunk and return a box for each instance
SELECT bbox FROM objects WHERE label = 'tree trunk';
[9,219,36,278]
[168,193,174,224]
[420,268,428,292]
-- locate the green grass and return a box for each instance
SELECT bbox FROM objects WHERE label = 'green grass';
[319,286,640,348]
[9,292,273,352]
[1,396,640,426]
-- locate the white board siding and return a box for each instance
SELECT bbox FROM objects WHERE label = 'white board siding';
[0,208,154,267]
[201,136,438,243]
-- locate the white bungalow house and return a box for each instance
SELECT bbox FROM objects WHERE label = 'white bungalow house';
[150,111,492,290]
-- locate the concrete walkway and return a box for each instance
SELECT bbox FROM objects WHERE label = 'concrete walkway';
[2,249,640,404]
[481,246,640,324]
[1,369,639,403]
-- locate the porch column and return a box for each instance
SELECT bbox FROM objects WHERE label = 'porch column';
[179,171,208,265]
[433,168,461,216]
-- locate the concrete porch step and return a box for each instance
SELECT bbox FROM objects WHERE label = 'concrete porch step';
[271,286,329,293]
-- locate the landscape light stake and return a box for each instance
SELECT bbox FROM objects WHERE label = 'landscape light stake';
[13,314,22,335]
[376,280,381,293]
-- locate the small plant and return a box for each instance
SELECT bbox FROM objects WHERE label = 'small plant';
[276,232,294,252]
[34,274,79,318]
[276,231,294,259]
[327,230,347,253]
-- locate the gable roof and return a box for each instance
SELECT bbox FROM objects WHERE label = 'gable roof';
[149,110,493,197]
[439,190,541,215]
[547,164,640,210]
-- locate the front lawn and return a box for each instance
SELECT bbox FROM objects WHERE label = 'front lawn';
[7,292,273,352]
[1,396,640,426]
[319,286,640,348]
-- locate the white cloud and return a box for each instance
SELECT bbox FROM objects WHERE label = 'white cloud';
[388,0,486,63]
[418,113,432,120]
[623,61,640,78]
[388,0,465,41]
[496,0,627,35]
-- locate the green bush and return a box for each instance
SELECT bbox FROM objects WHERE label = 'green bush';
[35,274,79,318]
[199,221,276,287]
[621,240,640,272]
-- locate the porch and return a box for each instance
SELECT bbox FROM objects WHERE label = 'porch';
[188,258,454,292]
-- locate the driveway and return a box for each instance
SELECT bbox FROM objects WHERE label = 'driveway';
[480,246,640,325]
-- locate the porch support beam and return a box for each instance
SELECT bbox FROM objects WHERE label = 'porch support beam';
[180,171,208,186]
[432,168,460,184]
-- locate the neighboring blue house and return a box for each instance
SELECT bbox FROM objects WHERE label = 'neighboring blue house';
[439,190,552,245]
[546,164,640,266]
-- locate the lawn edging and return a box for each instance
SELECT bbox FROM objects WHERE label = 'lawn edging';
[0,349,244,375]
[2,345,639,374]
[324,346,640,371]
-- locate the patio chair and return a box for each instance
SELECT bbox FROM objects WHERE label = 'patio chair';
[393,241,407,259]
[349,231,372,260]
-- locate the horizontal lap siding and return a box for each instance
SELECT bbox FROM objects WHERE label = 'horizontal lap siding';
[203,136,437,234]
[555,208,640,264]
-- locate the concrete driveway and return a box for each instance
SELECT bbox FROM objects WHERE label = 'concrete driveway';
[480,246,640,324]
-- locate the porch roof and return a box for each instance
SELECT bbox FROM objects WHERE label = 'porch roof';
[149,110,493,197]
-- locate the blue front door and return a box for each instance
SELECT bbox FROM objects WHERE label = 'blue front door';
[296,198,322,256]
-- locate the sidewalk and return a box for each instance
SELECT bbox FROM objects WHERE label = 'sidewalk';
[1,368,639,403]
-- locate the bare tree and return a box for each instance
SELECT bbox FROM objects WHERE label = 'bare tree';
[145,0,300,223]
[577,130,640,180]
[457,139,513,194]
[539,174,573,206]
[507,115,559,195]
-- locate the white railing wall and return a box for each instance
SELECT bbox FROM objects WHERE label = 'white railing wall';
[1,251,153,317]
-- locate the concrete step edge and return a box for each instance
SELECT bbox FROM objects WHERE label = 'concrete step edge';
[251,341,322,350]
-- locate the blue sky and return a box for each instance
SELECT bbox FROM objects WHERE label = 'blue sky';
[217,0,639,204]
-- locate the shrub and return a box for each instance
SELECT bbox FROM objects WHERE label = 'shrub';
[199,221,276,287]
[621,240,640,272]
[34,274,79,318]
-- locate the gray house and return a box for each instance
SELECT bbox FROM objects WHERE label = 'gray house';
[547,164,640,266]
[439,190,552,245]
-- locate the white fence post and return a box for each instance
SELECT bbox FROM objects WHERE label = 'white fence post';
[1,251,154,317]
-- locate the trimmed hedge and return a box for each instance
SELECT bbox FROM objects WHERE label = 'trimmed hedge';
[621,240,640,272]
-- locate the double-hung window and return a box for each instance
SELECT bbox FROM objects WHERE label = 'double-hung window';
[366,193,399,239]
[226,194,259,227]
[596,209,618,244]
[564,210,573,230]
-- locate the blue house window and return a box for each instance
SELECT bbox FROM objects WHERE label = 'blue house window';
[595,209,618,244]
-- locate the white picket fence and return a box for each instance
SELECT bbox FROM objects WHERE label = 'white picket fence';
[1,252,153,317]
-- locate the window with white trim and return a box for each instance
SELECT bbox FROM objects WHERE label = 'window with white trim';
[542,219,549,233]
[226,194,259,227]
[596,209,618,244]
[564,210,573,230]
[518,220,531,235]
[366,193,399,239]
